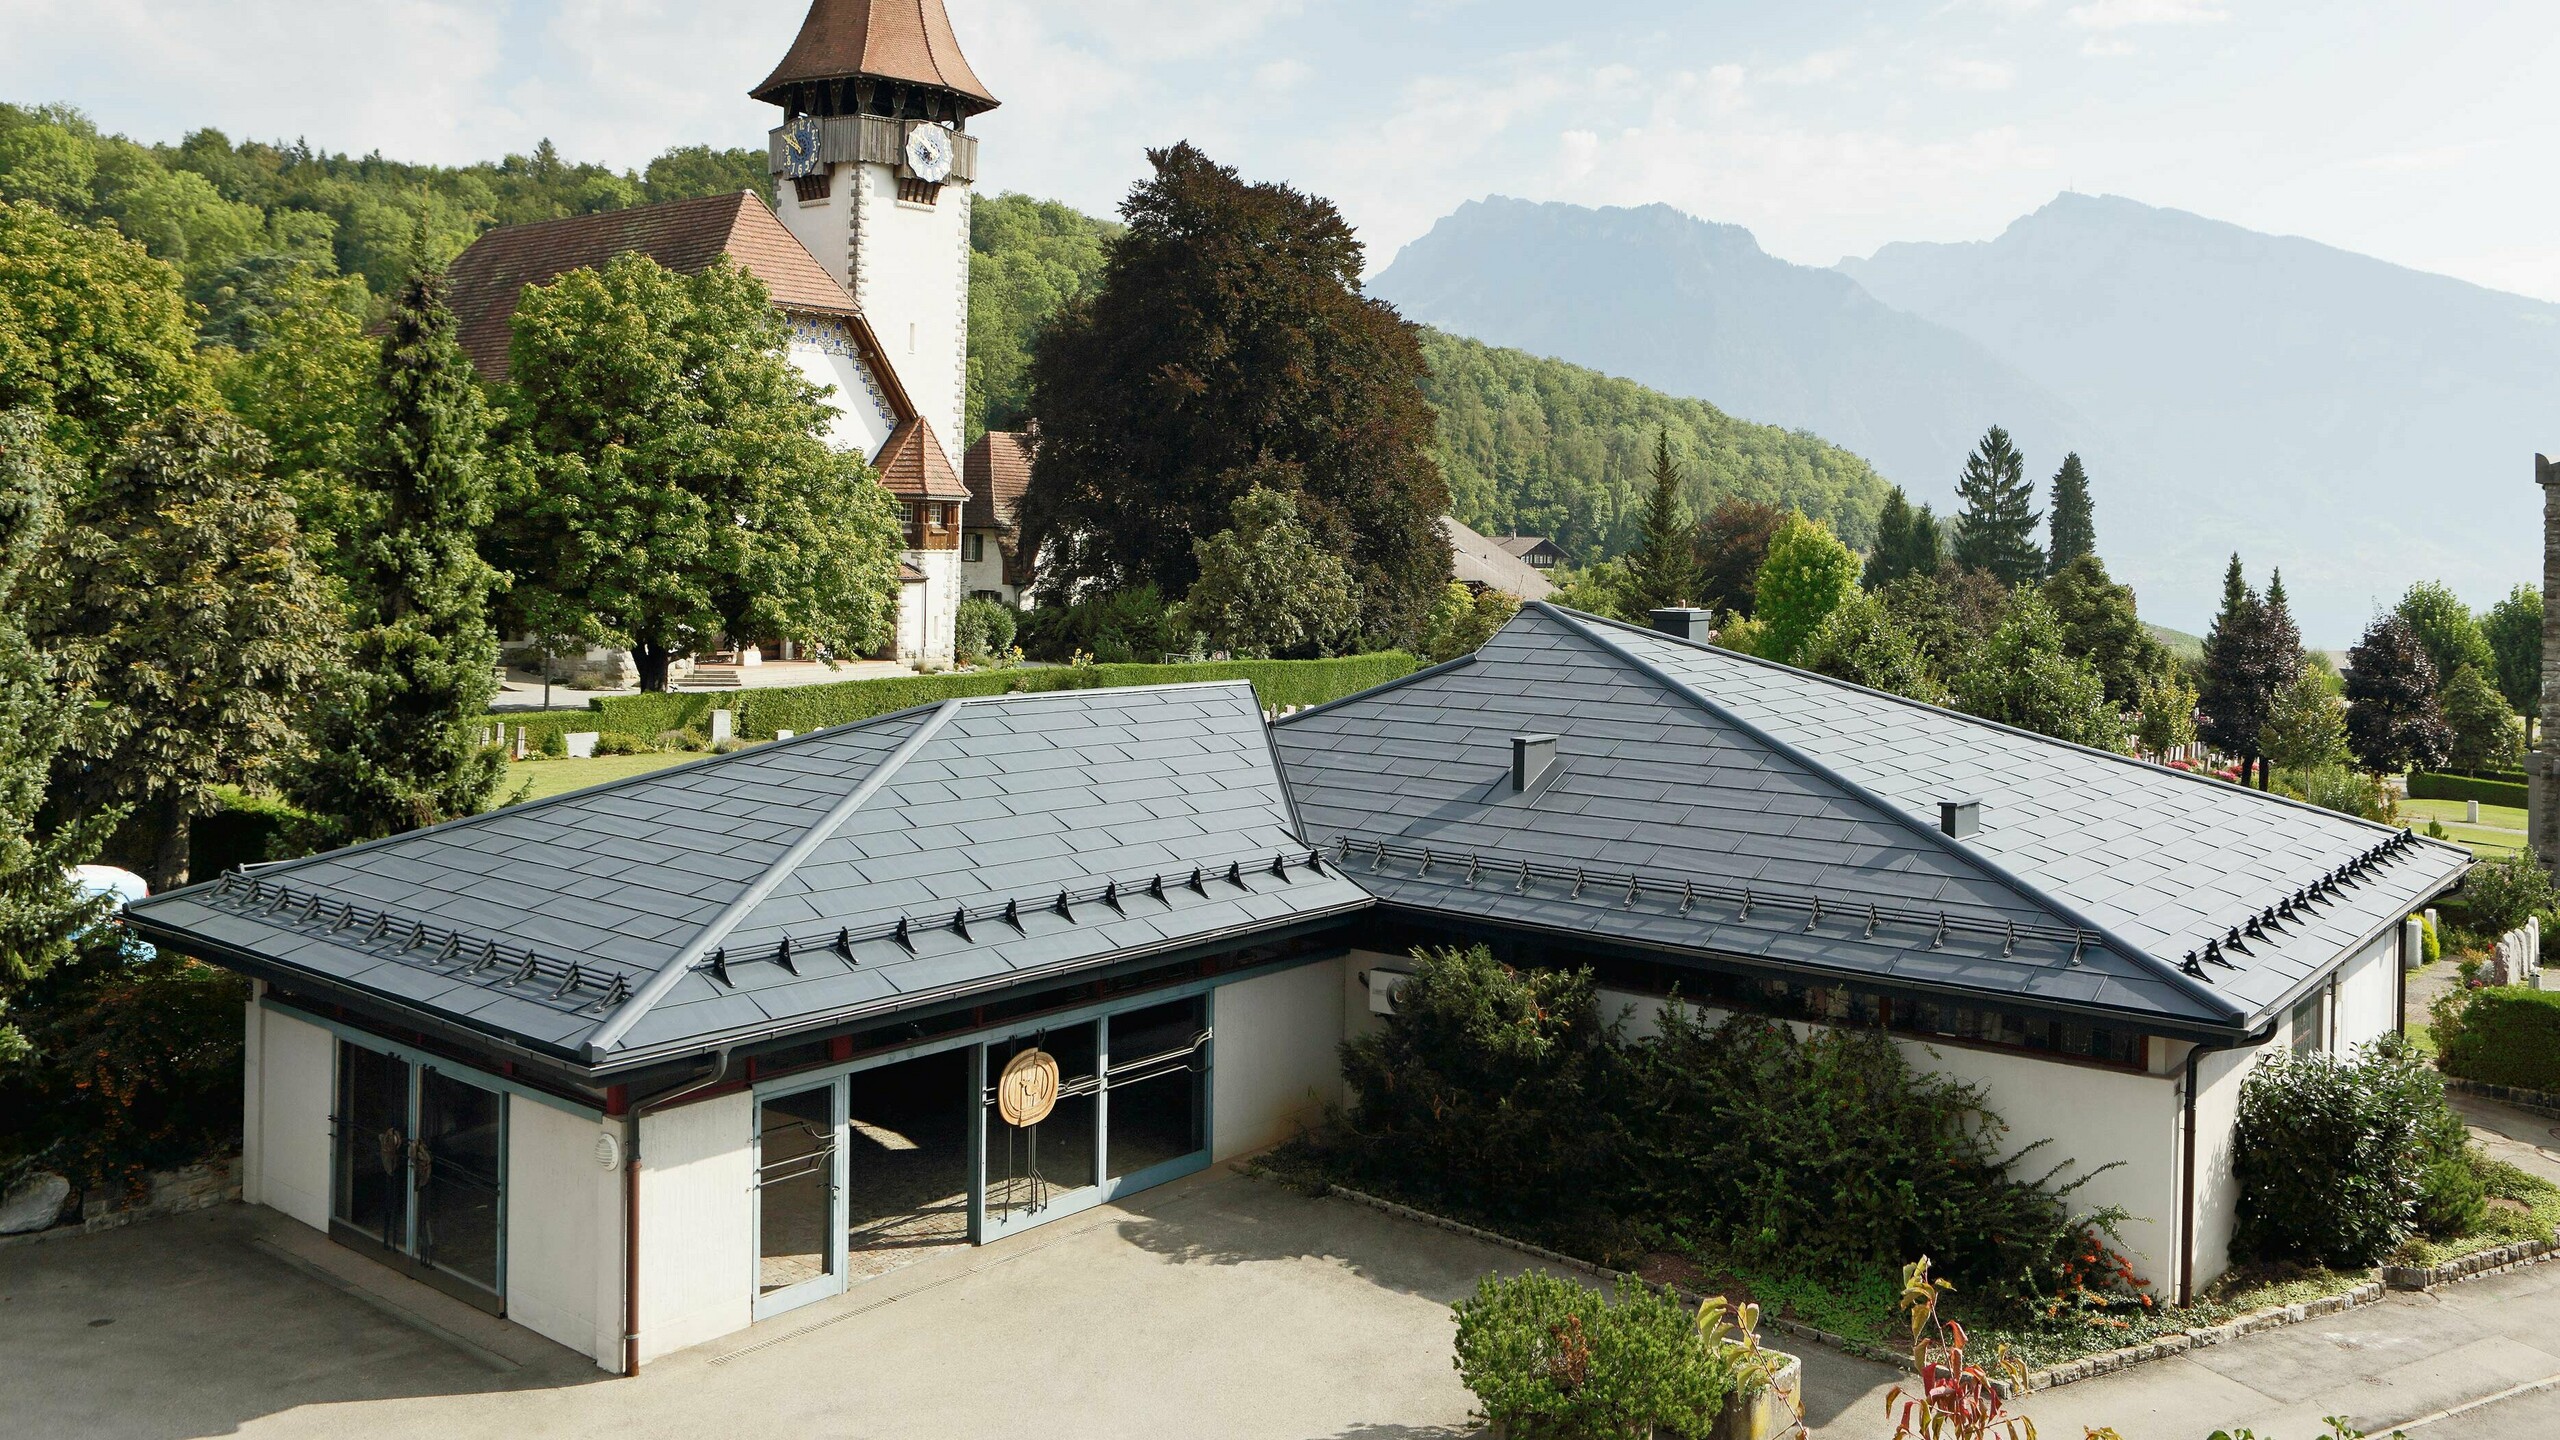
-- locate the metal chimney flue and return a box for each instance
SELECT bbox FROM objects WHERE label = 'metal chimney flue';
[1647,607,1714,641]
[1939,799,1982,839]
[1512,734,1559,794]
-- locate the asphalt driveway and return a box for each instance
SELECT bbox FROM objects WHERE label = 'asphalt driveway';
[9,1166,2560,1439]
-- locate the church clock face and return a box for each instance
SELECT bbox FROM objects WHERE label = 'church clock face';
[780,114,824,179]
[904,123,955,184]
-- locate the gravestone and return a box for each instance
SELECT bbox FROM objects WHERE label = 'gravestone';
[709,710,735,745]
[565,732,599,759]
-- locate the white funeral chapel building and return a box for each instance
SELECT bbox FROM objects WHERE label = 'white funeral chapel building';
[130,597,2465,1374]
[443,0,999,666]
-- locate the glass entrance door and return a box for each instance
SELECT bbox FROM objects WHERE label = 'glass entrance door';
[976,998,1212,1242]
[329,1040,507,1313]
[754,1081,845,1319]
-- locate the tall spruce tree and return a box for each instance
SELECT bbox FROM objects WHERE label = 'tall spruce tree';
[2046,452,2095,576]
[292,244,502,841]
[1950,426,2045,585]
[0,411,112,1064]
[1623,431,1700,614]
[1863,487,1944,590]
[2199,555,2275,785]
[2245,571,2307,788]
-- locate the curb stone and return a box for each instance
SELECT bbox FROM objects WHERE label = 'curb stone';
[2444,1077,2560,1121]
[2381,1235,2560,1290]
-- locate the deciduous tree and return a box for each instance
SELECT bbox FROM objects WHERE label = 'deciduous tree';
[492,253,904,691]
[0,411,111,1064]
[2042,554,2168,707]
[291,247,502,841]
[2480,584,2541,735]
[2259,661,2350,774]
[1949,426,2044,585]
[1951,590,2123,750]
[1799,592,1943,704]
[2134,670,2199,759]
[0,199,210,455]
[1622,431,1701,615]
[1019,144,1449,645]
[2344,613,2451,777]
[2394,581,2495,696]
[1421,582,1519,663]
[34,408,335,889]
[2441,664,2523,774]
[1752,515,1861,666]
[2045,452,2095,575]
[1693,497,1783,620]
[1171,483,1362,660]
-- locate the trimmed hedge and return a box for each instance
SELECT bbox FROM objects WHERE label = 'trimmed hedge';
[552,654,1419,742]
[2409,771,2528,809]
[2439,986,2560,1093]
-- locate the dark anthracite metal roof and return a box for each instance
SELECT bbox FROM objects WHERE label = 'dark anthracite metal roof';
[128,683,1367,1070]
[1274,604,2469,1034]
[130,607,2466,1066]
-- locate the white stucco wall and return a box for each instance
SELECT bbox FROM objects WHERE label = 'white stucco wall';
[2185,1039,2259,1296]
[636,1090,754,1362]
[1211,957,1350,1161]
[846,165,971,460]
[247,1003,334,1232]
[505,1097,622,1370]
[960,535,1016,606]
[2334,929,2400,1049]
[785,340,897,459]
[906,547,961,665]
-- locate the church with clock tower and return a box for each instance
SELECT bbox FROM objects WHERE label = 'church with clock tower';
[440,0,995,667]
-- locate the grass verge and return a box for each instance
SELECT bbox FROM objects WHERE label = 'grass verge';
[2390,1158,2560,1268]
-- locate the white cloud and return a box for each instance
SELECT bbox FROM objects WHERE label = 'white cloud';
[1936,58,2017,91]
[1252,58,1310,93]
[1765,49,1852,86]
[2065,0,2229,30]
[2079,35,2138,56]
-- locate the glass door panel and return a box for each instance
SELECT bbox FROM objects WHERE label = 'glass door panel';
[333,1044,410,1248]
[756,1084,842,1310]
[415,1069,504,1295]
[984,1023,1099,1229]
[1104,997,1209,1181]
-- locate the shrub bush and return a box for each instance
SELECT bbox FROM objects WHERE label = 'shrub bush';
[2232,1038,2472,1267]
[1017,584,1181,663]
[183,786,321,875]
[2436,985,2560,1093]
[0,944,246,1188]
[954,596,1017,663]
[2408,771,2527,808]
[2452,849,2556,936]
[1325,947,2134,1312]
[1450,1271,1758,1440]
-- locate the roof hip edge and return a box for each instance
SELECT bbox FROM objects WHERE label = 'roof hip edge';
[583,698,963,1059]
[1537,604,2249,1024]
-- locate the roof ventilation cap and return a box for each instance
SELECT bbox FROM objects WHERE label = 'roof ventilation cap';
[1939,798,1982,839]
[1647,607,1714,641]
[1512,734,1559,794]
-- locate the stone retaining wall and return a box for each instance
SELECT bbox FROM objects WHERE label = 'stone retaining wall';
[0,1157,239,1249]
[2382,1235,2560,1290]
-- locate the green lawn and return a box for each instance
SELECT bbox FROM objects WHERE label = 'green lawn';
[497,751,697,806]
[2399,796,2526,857]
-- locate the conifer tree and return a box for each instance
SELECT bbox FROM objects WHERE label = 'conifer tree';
[1863,487,1944,590]
[2046,452,2095,576]
[1949,426,2045,585]
[293,243,502,841]
[2199,555,2279,786]
[1623,431,1700,615]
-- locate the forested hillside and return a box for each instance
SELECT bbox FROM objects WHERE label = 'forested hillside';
[1418,330,1887,558]
[963,192,1888,561]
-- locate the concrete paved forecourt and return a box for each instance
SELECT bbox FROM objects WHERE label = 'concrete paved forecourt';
[10,1162,2560,1439]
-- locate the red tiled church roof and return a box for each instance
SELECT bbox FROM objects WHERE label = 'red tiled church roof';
[752,0,998,112]
[443,192,864,383]
[964,430,1032,533]
[874,417,971,501]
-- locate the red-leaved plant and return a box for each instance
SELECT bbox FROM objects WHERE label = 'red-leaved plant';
[1886,1256,2036,1440]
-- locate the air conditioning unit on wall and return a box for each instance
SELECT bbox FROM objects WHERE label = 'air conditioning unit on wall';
[1366,969,1414,1016]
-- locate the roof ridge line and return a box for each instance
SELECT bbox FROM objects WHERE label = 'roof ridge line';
[206,698,954,898]
[1557,603,2423,842]
[1538,605,2248,1024]
[583,699,964,1059]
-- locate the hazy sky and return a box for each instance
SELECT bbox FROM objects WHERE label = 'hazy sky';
[5,1,2556,296]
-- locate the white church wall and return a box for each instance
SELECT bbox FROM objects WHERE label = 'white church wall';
[909,548,961,664]
[785,331,898,460]
[848,165,971,465]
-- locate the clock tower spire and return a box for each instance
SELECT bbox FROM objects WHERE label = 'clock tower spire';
[757,0,995,468]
